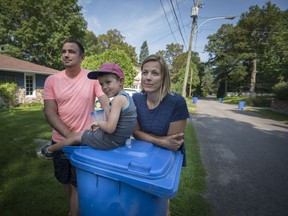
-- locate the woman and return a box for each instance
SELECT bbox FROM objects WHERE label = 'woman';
[132,54,189,165]
[133,54,189,215]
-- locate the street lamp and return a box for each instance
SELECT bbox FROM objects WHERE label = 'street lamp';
[194,16,236,34]
[181,16,236,97]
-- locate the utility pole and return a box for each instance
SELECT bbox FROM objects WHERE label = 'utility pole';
[189,68,193,97]
[182,0,199,98]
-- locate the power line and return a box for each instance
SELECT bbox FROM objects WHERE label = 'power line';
[167,0,178,32]
[135,21,191,54]
[160,0,178,44]
[148,22,191,46]
[169,0,188,50]
[175,0,189,41]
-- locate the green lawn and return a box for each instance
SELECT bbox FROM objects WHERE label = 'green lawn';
[0,107,67,216]
[0,105,211,216]
[171,123,212,216]
[248,108,288,124]
[220,96,288,124]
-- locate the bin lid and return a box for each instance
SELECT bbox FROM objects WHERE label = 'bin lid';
[63,139,183,198]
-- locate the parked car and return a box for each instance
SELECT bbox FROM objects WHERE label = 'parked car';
[123,88,141,97]
[95,88,140,108]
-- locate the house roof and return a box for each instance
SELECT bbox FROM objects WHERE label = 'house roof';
[0,54,60,75]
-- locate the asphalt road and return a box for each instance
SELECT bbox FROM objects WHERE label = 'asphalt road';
[192,98,288,216]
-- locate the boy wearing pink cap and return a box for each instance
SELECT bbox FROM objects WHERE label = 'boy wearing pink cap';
[41,62,137,155]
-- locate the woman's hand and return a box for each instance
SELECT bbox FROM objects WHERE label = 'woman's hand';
[163,133,184,151]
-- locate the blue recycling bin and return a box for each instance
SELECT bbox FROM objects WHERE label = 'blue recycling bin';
[219,98,223,103]
[192,97,198,104]
[63,139,183,216]
[238,101,245,110]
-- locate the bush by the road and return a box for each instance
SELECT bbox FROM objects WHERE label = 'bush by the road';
[273,82,288,100]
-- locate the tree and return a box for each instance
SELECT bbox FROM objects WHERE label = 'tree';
[96,29,138,65]
[83,30,98,57]
[164,43,184,66]
[206,2,288,96]
[237,2,288,93]
[82,50,137,87]
[0,0,87,70]
[139,41,149,65]
[155,50,165,57]
[206,24,246,96]
[170,51,200,95]
[195,63,214,97]
[162,43,202,96]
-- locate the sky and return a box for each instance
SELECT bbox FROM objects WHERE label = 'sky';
[78,0,288,62]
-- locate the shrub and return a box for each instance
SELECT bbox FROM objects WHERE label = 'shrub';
[0,82,17,107]
[273,82,288,100]
[250,97,272,107]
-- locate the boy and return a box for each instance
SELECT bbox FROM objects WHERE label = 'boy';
[41,62,137,157]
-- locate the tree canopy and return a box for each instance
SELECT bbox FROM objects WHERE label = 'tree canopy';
[205,2,288,96]
[1,0,286,97]
[82,50,137,87]
[0,0,87,70]
[139,41,149,65]
[0,1,138,69]
[95,29,137,65]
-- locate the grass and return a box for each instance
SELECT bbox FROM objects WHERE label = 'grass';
[0,106,67,215]
[171,124,212,216]
[220,96,288,124]
[220,96,248,104]
[186,98,197,114]
[248,108,288,124]
[0,105,210,216]
[170,98,212,216]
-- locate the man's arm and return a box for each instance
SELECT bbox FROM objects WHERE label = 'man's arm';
[44,99,73,138]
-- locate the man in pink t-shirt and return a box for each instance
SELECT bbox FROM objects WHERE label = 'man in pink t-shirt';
[43,39,109,216]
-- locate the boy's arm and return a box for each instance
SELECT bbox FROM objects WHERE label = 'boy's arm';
[97,95,127,134]
[98,94,111,118]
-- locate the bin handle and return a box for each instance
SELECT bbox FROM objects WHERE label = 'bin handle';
[128,161,151,174]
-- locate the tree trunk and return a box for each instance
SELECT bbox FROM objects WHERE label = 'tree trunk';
[250,59,257,94]
[225,77,228,97]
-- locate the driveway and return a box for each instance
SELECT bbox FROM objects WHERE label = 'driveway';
[192,98,288,216]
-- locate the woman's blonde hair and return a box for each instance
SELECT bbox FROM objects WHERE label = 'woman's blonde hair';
[141,54,172,102]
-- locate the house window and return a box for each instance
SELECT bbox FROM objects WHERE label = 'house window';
[25,74,35,97]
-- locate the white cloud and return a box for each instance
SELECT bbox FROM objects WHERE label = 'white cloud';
[80,0,189,56]
[116,6,174,54]
[78,0,92,6]
[86,16,102,35]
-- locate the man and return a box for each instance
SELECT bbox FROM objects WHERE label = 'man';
[43,39,110,216]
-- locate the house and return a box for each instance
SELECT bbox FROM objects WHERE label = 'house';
[0,54,60,105]
[133,66,141,90]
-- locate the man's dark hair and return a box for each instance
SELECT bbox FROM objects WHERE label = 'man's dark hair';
[63,38,85,55]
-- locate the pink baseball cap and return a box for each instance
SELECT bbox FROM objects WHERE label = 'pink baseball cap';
[88,62,125,79]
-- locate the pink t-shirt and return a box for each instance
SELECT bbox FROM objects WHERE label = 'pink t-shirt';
[44,69,105,142]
